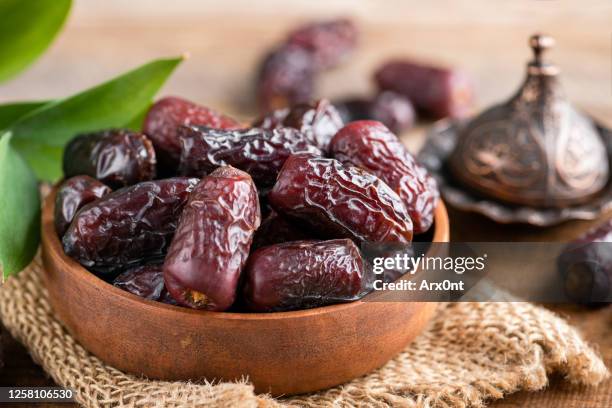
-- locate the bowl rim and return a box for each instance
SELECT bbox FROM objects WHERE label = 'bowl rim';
[42,189,449,321]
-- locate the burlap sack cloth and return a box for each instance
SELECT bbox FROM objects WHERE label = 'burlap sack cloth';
[0,256,608,408]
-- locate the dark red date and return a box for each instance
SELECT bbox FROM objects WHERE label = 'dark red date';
[558,219,612,307]
[63,129,156,188]
[243,239,364,312]
[375,60,474,119]
[54,176,111,237]
[255,99,344,153]
[256,19,357,112]
[63,178,198,277]
[178,125,323,187]
[369,92,415,133]
[257,45,316,112]
[164,166,261,311]
[113,264,165,300]
[251,210,314,250]
[287,18,358,70]
[142,96,241,172]
[330,121,439,234]
[268,153,413,243]
[113,264,178,305]
[334,91,415,134]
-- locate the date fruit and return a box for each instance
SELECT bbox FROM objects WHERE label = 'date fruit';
[256,19,358,112]
[286,18,358,70]
[54,176,111,237]
[143,96,241,172]
[178,125,323,187]
[268,153,413,243]
[257,45,316,112]
[558,219,612,307]
[254,99,344,153]
[63,178,198,277]
[375,60,473,119]
[63,129,156,188]
[243,239,364,311]
[113,264,165,300]
[251,210,313,250]
[330,121,439,234]
[164,166,261,311]
[113,264,178,305]
[335,92,415,134]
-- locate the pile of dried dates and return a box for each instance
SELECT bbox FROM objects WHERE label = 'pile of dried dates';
[56,94,439,313]
[256,18,474,134]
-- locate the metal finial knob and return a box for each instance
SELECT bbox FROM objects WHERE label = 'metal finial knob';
[529,34,554,64]
[528,34,558,75]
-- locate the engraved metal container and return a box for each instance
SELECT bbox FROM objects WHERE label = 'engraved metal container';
[447,34,609,207]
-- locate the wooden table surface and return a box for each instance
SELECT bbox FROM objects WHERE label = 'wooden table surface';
[0,1,611,406]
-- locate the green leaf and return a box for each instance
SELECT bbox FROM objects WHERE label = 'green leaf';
[0,133,41,279]
[0,101,49,130]
[11,139,63,181]
[9,56,183,180]
[124,103,151,131]
[0,0,72,83]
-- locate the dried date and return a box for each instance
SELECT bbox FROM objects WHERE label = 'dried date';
[375,60,473,119]
[178,125,323,187]
[63,129,156,188]
[63,177,198,277]
[558,219,612,307]
[54,176,111,237]
[113,264,179,305]
[113,264,165,300]
[287,18,358,70]
[334,92,415,134]
[268,153,413,243]
[330,121,439,234]
[254,99,344,153]
[257,45,316,112]
[251,210,314,250]
[163,166,261,311]
[143,96,241,172]
[256,18,358,112]
[243,239,365,312]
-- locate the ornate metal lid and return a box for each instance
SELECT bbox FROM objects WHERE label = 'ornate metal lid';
[448,34,609,207]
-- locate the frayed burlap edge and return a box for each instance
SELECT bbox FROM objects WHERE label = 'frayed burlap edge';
[0,256,608,408]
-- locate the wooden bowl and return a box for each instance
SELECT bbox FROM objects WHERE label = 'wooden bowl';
[41,191,449,396]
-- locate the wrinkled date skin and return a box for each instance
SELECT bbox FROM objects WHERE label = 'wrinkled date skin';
[335,91,415,134]
[269,153,413,243]
[251,210,314,250]
[254,99,344,153]
[375,60,474,119]
[54,176,111,237]
[164,167,261,311]
[287,18,358,70]
[558,219,612,307]
[63,178,198,278]
[330,121,439,234]
[243,239,364,312]
[113,264,178,305]
[63,129,157,188]
[113,264,163,300]
[143,96,241,172]
[257,46,316,112]
[178,125,323,187]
